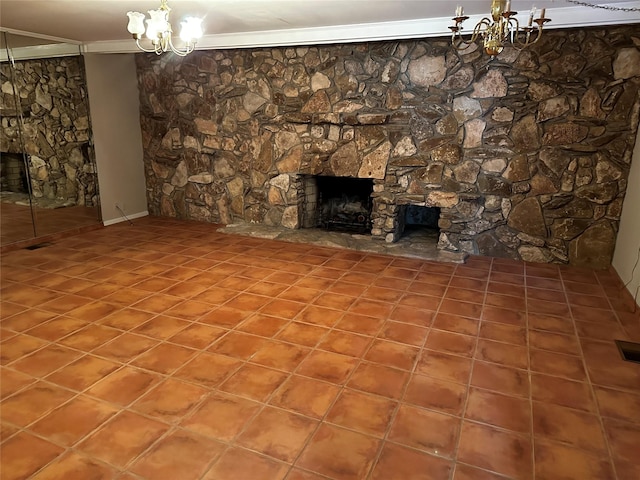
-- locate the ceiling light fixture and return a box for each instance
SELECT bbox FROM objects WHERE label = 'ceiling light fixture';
[449,0,550,57]
[126,0,203,56]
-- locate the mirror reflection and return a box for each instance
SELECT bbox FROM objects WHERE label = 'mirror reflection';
[0,32,101,247]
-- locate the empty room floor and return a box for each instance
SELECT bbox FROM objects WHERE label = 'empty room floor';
[1,216,639,480]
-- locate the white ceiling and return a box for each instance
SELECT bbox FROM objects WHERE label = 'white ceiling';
[1,0,639,53]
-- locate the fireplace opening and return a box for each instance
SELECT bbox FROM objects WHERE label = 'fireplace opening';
[399,205,440,239]
[1,153,29,195]
[301,175,373,234]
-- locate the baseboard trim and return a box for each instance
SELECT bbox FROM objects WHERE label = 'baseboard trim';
[103,210,149,226]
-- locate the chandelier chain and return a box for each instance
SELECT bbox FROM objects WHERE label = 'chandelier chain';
[565,0,640,12]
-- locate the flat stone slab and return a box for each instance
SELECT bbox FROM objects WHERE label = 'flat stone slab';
[218,223,467,264]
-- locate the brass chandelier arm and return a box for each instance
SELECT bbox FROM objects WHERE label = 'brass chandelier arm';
[448,1,551,57]
[451,17,493,51]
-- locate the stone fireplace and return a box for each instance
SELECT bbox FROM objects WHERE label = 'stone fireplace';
[136,25,640,269]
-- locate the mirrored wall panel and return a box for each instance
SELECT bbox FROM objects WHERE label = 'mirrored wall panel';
[0,32,101,247]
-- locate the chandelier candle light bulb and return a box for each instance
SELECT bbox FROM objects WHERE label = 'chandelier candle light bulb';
[126,0,203,56]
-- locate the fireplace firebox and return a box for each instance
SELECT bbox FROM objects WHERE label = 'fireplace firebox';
[301,175,374,234]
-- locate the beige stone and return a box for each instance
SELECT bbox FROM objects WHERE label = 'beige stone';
[569,221,616,269]
[407,55,446,87]
[613,47,640,79]
[330,142,360,177]
[358,141,391,179]
[508,197,546,237]
[470,70,508,98]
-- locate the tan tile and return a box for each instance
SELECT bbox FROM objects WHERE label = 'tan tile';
[237,314,288,337]
[415,350,472,384]
[432,313,480,336]
[270,375,340,419]
[389,305,436,327]
[30,395,117,446]
[529,349,587,381]
[425,329,476,357]
[46,355,120,391]
[364,339,419,371]
[1,382,75,427]
[131,343,197,374]
[261,298,307,319]
[470,361,529,398]
[202,446,288,480]
[9,344,82,378]
[199,306,250,328]
[465,387,531,433]
[276,322,329,347]
[174,352,242,387]
[182,393,261,441]
[297,424,380,480]
[327,389,396,438]
[533,402,608,454]
[531,373,596,413]
[87,366,161,406]
[404,373,466,416]
[59,324,122,351]
[348,362,408,399]
[0,335,48,365]
[603,418,640,464]
[370,442,453,480]
[25,316,88,342]
[209,331,268,359]
[534,439,615,480]
[388,404,459,458]
[131,378,209,423]
[30,451,117,480]
[238,407,318,462]
[1,310,58,333]
[453,463,509,480]
[251,340,310,372]
[219,364,287,401]
[168,323,226,349]
[0,367,35,397]
[132,315,190,340]
[77,411,169,468]
[130,429,224,480]
[92,333,158,362]
[297,350,358,384]
[335,313,385,336]
[594,386,640,423]
[98,308,155,330]
[0,431,64,480]
[317,330,371,357]
[475,338,528,369]
[457,421,533,479]
[529,330,580,355]
[379,321,428,347]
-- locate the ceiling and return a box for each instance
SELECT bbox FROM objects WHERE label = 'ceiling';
[1,0,639,53]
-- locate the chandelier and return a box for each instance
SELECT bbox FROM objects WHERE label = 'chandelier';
[126,0,203,56]
[450,0,550,57]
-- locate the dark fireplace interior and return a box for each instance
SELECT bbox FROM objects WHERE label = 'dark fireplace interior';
[302,175,374,234]
[399,205,440,238]
[0,153,29,194]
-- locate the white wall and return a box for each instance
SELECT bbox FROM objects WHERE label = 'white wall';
[83,53,148,225]
[612,127,640,305]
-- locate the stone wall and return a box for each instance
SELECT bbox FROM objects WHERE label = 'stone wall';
[0,56,98,206]
[136,26,640,268]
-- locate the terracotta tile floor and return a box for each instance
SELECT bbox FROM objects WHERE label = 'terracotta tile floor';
[1,216,639,480]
